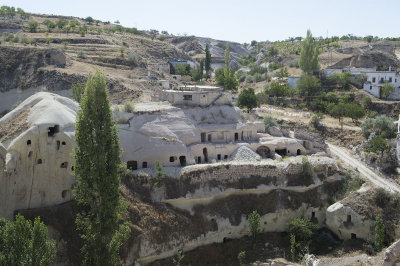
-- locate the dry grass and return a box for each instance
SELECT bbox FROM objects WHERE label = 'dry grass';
[0,107,30,143]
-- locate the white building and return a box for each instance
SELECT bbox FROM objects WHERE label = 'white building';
[323,67,400,99]
[362,68,400,99]
[159,85,232,107]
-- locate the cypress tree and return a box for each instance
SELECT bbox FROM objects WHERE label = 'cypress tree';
[299,30,320,75]
[74,70,129,266]
[205,43,211,78]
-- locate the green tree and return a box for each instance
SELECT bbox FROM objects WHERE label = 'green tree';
[56,18,68,29]
[0,214,56,266]
[43,19,56,31]
[276,67,289,81]
[380,84,395,99]
[238,88,258,111]
[288,217,317,261]
[375,215,385,251]
[71,82,85,103]
[297,74,321,96]
[205,44,211,78]
[299,30,319,75]
[248,210,261,242]
[199,58,204,80]
[217,43,238,91]
[27,21,39,33]
[74,70,130,266]
[154,160,168,187]
[345,103,365,123]
[365,135,390,156]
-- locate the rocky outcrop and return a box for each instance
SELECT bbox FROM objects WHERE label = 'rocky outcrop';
[383,239,400,266]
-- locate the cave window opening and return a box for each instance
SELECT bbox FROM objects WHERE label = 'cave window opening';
[197,156,201,164]
[62,189,70,199]
[28,151,32,158]
[179,156,186,167]
[224,155,228,160]
[56,141,60,150]
[217,154,221,160]
[27,140,31,145]
[351,233,356,239]
[275,148,287,156]
[37,159,42,164]
[234,132,239,141]
[347,215,351,223]
[142,162,148,168]
[60,162,68,168]
[297,149,301,155]
[62,141,66,145]
[170,156,175,162]
[312,212,315,219]
[127,160,137,170]
[48,125,60,137]
[203,148,208,163]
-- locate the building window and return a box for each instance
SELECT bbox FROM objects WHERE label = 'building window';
[372,77,376,83]
[183,95,192,101]
[224,155,228,160]
[142,162,148,168]
[370,86,372,90]
[217,154,221,160]
[208,134,212,142]
[389,77,392,82]
[170,156,175,162]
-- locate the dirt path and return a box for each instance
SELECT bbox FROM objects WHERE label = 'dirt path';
[328,143,400,193]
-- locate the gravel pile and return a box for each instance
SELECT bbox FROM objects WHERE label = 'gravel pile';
[231,146,261,162]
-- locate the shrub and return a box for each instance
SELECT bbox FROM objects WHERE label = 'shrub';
[45,38,52,45]
[361,115,396,138]
[127,52,138,67]
[300,157,314,182]
[362,96,372,107]
[118,46,125,57]
[297,75,321,96]
[27,21,38,33]
[309,113,324,130]
[267,82,294,97]
[237,251,246,266]
[375,215,385,251]
[71,82,85,103]
[123,101,134,112]
[264,115,278,130]
[268,62,280,71]
[248,210,261,242]
[345,103,365,123]
[375,188,392,207]
[0,214,56,265]
[77,50,87,59]
[380,84,395,99]
[238,88,258,111]
[347,175,365,192]
[364,135,390,156]
[288,217,317,261]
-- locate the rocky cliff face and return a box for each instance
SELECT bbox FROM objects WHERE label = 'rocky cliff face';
[121,156,345,264]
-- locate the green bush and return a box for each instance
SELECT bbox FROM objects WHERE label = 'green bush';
[77,50,87,59]
[237,251,246,266]
[361,115,396,138]
[300,157,314,182]
[364,135,390,156]
[248,210,260,242]
[309,113,324,130]
[380,84,395,99]
[288,217,317,261]
[238,88,258,111]
[267,82,294,97]
[0,214,56,265]
[127,52,138,66]
[123,101,134,112]
[375,215,385,251]
[268,62,280,71]
[264,115,278,130]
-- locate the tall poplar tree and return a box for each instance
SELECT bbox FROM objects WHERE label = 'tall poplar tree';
[74,70,129,266]
[299,30,320,75]
[205,43,211,78]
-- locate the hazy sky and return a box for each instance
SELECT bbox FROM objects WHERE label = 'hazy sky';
[3,0,400,43]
